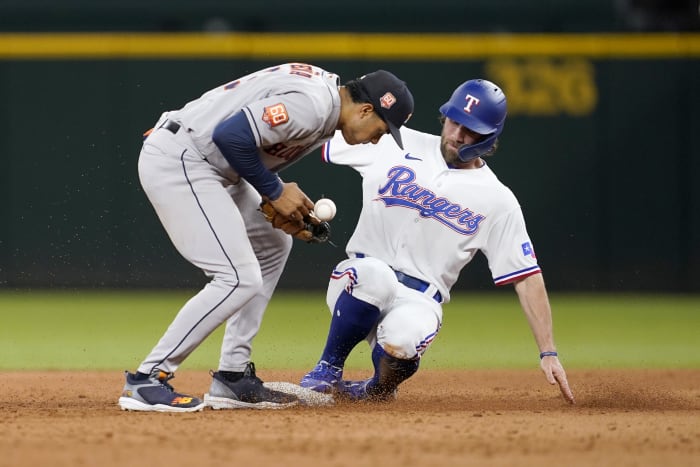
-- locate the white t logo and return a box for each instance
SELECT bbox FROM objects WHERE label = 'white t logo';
[464,94,480,113]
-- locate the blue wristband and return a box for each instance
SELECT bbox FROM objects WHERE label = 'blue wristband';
[539,351,558,359]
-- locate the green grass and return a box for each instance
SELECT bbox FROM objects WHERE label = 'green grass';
[0,290,698,370]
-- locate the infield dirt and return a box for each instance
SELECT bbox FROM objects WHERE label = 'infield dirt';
[1,369,698,467]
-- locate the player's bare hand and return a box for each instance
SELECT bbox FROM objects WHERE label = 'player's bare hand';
[269,182,314,221]
[540,356,575,404]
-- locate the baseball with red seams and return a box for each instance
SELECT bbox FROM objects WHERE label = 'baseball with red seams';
[314,198,337,221]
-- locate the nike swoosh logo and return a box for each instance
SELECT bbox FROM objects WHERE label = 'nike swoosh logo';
[404,153,422,161]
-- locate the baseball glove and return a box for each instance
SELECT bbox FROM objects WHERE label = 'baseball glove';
[260,201,331,244]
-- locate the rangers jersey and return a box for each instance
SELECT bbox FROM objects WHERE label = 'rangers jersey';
[322,127,541,303]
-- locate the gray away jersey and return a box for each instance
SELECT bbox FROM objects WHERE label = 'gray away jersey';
[167,63,341,178]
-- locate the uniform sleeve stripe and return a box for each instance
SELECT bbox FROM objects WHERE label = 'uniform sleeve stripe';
[321,140,332,163]
[494,266,541,285]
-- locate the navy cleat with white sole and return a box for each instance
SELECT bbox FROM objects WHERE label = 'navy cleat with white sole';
[118,369,205,413]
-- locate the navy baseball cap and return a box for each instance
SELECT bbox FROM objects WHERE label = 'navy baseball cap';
[357,70,414,149]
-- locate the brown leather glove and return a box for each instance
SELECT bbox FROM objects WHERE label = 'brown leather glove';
[260,200,331,243]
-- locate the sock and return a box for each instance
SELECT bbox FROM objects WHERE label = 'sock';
[319,290,380,367]
[134,371,150,381]
[367,345,420,396]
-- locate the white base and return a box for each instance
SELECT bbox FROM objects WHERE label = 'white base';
[203,393,298,410]
[263,381,335,407]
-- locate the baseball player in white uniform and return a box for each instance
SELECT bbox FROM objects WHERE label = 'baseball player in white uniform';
[300,79,575,404]
[118,63,414,412]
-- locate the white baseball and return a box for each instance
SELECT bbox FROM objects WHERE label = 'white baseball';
[313,198,336,221]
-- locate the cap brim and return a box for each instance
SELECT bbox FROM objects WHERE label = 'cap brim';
[387,122,404,150]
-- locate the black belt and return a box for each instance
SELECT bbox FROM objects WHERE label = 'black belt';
[162,120,181,134]
[394,271,442,303]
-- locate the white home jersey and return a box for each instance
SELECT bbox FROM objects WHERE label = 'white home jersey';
[321,127,541,303]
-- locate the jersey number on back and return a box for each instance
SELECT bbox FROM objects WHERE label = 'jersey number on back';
[223,63,314,90]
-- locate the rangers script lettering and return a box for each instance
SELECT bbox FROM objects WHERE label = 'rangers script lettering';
[376,166,486,235]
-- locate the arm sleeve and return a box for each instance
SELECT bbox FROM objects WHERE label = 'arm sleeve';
[212,111,283,200]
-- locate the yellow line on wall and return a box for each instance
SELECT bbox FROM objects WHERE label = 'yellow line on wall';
[0,32,699,59]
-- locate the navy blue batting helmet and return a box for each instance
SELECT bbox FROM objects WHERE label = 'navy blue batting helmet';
[439,79,507,162]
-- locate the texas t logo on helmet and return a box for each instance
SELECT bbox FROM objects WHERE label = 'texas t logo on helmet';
[464,94,481,113]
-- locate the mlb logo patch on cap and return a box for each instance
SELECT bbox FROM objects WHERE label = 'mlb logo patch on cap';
[380,92,396,109]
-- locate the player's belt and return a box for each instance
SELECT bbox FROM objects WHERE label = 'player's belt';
[162,120,181,134]
[143,120,182,141]
[394,271,442,303]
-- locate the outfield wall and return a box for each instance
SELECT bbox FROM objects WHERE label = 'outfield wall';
[0,33,698,291]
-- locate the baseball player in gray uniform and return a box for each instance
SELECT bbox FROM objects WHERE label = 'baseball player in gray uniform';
[300,79,575,404]
[118,63,414,412]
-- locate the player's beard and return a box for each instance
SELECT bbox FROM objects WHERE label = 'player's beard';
[440,135,460,165]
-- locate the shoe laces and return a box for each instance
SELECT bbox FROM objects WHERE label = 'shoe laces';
[154,370,176,392]
[319,360,342,376]
[243,362,263,385]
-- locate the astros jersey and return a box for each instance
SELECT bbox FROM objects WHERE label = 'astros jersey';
[321,127,541,303]
[167,63,341,177]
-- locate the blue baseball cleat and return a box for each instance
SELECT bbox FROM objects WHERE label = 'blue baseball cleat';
[300,360,343,393]
[338,378,398,402]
